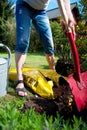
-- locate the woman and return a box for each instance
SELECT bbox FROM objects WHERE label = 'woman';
[15,0,75,97]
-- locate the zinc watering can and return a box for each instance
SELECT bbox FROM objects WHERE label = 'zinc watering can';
[0,43,11,97]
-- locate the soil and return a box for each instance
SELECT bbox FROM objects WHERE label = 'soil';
[22,60,87,118]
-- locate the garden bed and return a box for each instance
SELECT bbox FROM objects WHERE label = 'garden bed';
[22,60,78,117]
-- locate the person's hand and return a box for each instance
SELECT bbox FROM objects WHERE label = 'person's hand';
[68,20,76,39]
[61,20,76,40]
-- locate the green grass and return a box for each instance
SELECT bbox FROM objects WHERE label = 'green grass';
[1,52,57,69]
[0,52,55,103]
[0,53,87,129]
[24,53,55,69]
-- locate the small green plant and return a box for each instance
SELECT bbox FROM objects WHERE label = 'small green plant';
[0,103,87,130]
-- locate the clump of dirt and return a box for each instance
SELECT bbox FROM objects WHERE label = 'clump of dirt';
[23,80,77,118]
[55,59,74,77]
[23,84,76,117]
[22,60,78,117]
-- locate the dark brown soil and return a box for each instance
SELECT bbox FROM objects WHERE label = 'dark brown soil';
[23,84,77,118]
[55,59,74,77]
[22,60,79,118]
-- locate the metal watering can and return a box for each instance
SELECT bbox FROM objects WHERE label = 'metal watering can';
[0,43,11,97]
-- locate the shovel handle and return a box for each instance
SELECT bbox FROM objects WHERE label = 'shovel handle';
[58,0,81,82]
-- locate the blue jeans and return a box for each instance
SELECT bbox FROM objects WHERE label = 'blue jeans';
[15,1,54,54]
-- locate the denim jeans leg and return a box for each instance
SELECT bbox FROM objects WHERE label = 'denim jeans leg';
[33,11,54,54]
[15,4,32,53]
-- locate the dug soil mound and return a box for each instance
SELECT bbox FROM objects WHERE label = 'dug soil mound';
[23,80,77,118]
[22,60,87,118]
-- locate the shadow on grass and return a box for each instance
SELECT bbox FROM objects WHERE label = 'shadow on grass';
[39,65,49,69]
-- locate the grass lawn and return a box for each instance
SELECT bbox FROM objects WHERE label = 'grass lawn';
[6,52,58,69]
[0,52,87,129]
[0,52,58,101]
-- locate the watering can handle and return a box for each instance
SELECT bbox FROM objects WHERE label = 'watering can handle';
[0,43,11,68]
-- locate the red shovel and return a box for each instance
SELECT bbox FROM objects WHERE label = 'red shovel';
[58,0,87,111]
